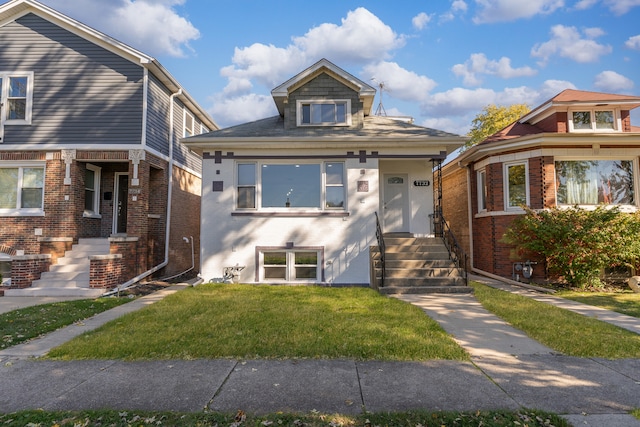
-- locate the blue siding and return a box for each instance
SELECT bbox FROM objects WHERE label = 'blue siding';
[146,74,171,156]
[0,14,144,145]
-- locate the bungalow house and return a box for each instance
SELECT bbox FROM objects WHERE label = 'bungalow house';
[0,0,217,296]
[183,59,468,292]
[441,89,640,283]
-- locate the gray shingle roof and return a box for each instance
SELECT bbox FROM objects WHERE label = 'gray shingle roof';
[187,115,461,141]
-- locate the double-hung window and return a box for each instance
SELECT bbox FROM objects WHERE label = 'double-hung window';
[236,161,346,211]
[555,160,634,206]
[0,72,33,123]
[84,164,101,217]
[570,109,618,132]
[0,164,44,215]
[184,111,194,137]
[262,250,320,282]
[504,162,528,210]
[297,100,350,126]
[477,169,487,212]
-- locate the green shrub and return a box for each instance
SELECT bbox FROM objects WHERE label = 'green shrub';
[502,206,640,288]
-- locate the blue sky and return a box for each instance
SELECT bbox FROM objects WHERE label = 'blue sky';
[37,0,640,135]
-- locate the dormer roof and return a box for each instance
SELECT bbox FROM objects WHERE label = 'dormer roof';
[520,89,640,125]
[271,58,377,117]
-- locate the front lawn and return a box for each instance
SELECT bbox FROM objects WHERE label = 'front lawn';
[557,289,640,318]
[471,282,640,358]
[47,284,469,361]
[0,298,129,350]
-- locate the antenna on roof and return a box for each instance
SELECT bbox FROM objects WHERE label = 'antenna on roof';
[371,78,387,116]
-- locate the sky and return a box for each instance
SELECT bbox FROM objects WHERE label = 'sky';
[33,0,640,135]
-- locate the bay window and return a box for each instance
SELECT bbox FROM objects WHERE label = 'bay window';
[555,160,634,205]
[504,162,528,209]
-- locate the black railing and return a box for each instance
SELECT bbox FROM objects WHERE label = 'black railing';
[432,211,469,286]
[374,211,386,287]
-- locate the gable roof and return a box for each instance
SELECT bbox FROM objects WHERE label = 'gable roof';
[520,89,640,125]
[270,58,377,116]
[0,0,218,131]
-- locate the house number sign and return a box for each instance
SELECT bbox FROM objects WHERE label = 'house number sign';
[413,180,430,187]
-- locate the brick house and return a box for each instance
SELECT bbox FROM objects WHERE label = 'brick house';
[442,89,640,283]
[0,0,217,296]
[184,59,467,290]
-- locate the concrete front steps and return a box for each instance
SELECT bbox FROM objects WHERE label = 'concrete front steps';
[371,235,471,294]
[4,238,110,298]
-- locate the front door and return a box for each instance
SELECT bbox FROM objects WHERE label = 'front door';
[383,174,409,233]
[114,173,128,234]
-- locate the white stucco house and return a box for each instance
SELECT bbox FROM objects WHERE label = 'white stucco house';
[184,59,465,287]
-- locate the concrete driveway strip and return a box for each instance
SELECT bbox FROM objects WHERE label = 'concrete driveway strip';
[357,360,519,412]
[208,359,362,416]
[0,359,236,413]
[393,293,554,358]
[473,354,640,414]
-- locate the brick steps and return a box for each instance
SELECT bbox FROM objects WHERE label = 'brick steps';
[4,238,110,298]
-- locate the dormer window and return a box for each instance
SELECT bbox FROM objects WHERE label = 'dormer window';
[297,100,351,126]
[570,109,617,132]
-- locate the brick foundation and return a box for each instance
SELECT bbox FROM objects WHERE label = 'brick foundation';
[89,254,123,288]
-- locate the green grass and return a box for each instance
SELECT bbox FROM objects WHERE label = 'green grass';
[0,298,129,350]
[471,282,640,358]
[557,289,640,318]
[0,408,569,427]
[47,284,469,361]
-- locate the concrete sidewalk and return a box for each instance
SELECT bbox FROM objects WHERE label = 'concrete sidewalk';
[1,278,639,426]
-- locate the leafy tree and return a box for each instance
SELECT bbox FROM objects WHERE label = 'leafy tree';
[465,104,531,150]
[502,206,640,288]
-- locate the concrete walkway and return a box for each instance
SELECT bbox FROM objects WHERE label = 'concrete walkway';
[0,277,639,426]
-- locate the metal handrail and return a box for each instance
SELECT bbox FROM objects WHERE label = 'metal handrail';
[433,211,469,286]
[374,212,386,287]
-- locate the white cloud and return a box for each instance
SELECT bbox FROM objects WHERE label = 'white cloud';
[473,0,564,23]
[440,0,468,22]
[452,53,537,86]
[412,12,433,30]
[207,93,276,128]
[604,0,640,15]
[292,8,405,63]
[626,35,640,50]
[361,62,437,103]
[573,0,599,10]
[594,71,635,92]
[537,79,577,99]
[42,0,199,57]
[531,25,612,65]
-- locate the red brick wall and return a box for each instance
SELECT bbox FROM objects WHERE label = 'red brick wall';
[621,110,631,132]
[9,255,51,288]
[89,255,123,288]
[441,165,470,256]
[109,237,140,281]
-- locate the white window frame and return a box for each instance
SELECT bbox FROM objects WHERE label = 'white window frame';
[503,161,529,211]
[477,169,487,212]
[183,110,194,137]
[83,164,101,218]
[296,100,351,127]
[0,162,45,216]
[554,157,637,208]
[235,161,347,212]
[568,108,620,133]
[260,249,322,283]
[0,71,33,126]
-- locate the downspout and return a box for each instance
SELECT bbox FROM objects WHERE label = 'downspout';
[106,88,182,295]
[464,163,474,269]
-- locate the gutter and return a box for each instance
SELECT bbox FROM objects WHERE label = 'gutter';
[106,89,182,296]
